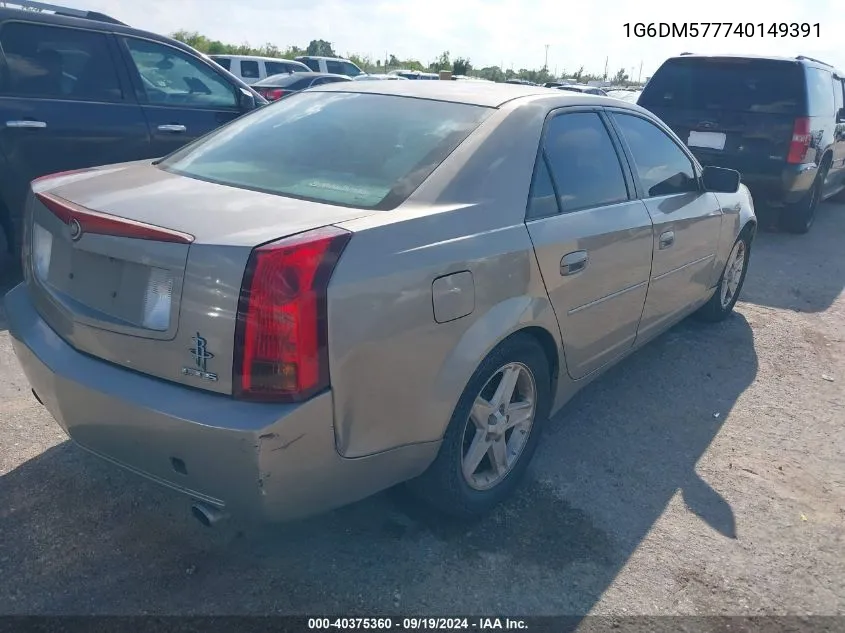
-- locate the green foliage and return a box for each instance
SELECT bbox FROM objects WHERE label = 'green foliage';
[430,51,451,72]
[306,39,335,57]
[452,57,471,76]
[612,67,629,84]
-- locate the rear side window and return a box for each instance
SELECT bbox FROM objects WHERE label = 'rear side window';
[240,60,260,79]
[211,56,231,71]
[805,67,835,116]
[158,92,492,210]
[639,58,804,114]
[614,113,698,198]
[526,156,559,219]
[835,78,845,114]
[0,22,122,101]
[542,112,629,213]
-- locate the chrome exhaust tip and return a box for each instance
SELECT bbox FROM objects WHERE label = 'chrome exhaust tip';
[190,502,228,527]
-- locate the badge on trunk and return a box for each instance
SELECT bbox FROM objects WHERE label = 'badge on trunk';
[182,332,218,382]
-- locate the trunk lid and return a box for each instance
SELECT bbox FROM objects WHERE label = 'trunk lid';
[639,56,805,174]
[25,161,375,394]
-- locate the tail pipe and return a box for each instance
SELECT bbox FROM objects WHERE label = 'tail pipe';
[190,501,229,527]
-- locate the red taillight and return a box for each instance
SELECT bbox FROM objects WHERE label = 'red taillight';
[265,88,286,101]
[787,117,811,164]
[233,226,352,402]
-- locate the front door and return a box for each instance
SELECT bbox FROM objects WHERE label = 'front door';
[609,110,724,341]
[525,109,654,380]
[0,21,149,218]
[117,36,244,157]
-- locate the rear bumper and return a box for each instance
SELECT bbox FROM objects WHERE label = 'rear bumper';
[4,283,438,522]
[738,163,818,206]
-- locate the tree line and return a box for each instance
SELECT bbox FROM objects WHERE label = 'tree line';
[171,31,637,85]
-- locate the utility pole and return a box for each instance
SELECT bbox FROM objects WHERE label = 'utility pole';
[604,56,609,81]
[544,44,549,70]
[638,60,643,83]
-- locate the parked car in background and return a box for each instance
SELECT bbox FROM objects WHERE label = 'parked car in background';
[639,54,845,233]
[505,78,537,86]
[389,70,439,80]
[295,55,364,77]
[252,72,351,100]
[208,54,310,84]
[0,0,266,257]
[544,81,574,88]
[557,84,608,96]
[606,89,642,103]
[5,81,755,526]
[352,73,408,81]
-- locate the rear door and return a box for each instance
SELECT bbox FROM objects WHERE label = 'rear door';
[609,110,723,341]
[117,35,244,157]
[238,58,261,83]
[638,57,804,174]
[0,20,149,220]
[525,109,654,380]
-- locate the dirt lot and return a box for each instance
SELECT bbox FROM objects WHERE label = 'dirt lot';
[0,202,843,618]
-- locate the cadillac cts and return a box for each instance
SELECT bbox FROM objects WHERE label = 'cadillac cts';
[4,81,757,525]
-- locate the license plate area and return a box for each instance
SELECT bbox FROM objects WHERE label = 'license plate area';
[688,131,727,150]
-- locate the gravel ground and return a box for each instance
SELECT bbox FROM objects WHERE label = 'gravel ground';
[0,202,843,618]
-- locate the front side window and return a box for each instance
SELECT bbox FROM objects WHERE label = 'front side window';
[0,22,122,101]
[301,58,320,71]
[123,37,238,109]
[542,112,629,213]
[614,113,699,198]
[342,62,363,77]
[325,60,345,75]
[240,60,260,79]
[265,61,292,76]
[159,92,492,210]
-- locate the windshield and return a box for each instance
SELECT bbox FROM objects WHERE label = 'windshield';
[159,91,492,210]
[639,57,805,114]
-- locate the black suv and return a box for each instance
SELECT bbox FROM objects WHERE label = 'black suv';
[639,54,845,233]
[0,1,266,257]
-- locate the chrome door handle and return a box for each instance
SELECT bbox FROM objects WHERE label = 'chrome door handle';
[659,230,675,250]
[6,120,47,129]
[157,124,187,133]
[560,250,588,276]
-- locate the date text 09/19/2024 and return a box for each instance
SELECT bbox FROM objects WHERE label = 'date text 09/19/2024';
[307,618,528,630]
[623,22,820,38]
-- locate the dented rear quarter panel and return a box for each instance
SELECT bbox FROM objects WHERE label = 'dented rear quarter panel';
[327,100,565,458]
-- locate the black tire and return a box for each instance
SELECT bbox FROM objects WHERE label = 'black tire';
[407,334,551,518]
[695,231,751,323]
[781,166,826,234]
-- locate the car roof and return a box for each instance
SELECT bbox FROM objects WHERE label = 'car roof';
[296,55,353,61]
[0,5,226,64]
[665,53,843,74]
[309,80,624,108]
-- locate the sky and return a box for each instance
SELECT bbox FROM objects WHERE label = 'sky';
[56,0,844,79]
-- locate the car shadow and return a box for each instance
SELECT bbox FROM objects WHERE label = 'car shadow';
[0,311,757,615]
[0,256,21,332]
[741,200,845,313]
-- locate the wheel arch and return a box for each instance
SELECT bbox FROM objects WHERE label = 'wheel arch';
[430,296,563,443]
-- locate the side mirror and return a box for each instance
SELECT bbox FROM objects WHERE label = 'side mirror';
[701,165,741,193]
[238,88,258,112]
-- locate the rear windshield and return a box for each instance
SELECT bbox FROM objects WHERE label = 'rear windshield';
[639,58,805,114]
[158,91,492,210]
